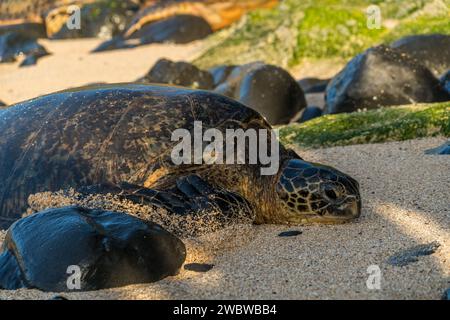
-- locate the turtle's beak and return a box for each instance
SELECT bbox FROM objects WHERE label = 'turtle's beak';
[320,195,361,222]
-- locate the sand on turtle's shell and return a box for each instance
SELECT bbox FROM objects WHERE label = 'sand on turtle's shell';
[0,136,448,300]
[26,189,255,239]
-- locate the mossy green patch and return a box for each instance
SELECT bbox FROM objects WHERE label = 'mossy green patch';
[278,102,450,148]
[293,5,386,62]
[384,15,450,43]
[193,0,449,69]
[193,2,303,69]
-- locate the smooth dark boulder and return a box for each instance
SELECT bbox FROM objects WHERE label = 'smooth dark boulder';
[298,77,330,93]
[0,100,6,108]
[237,64,307,124]
[441,70,450,94]
[212,62,307,124]
[0,32,49,64]
[140,58,214,89]
[298,106,323,123]
[213,62,264,98]
[93,15,212,52]
[209,65,236,87]
[390,34,450,77]
[325,45,450,114]
[135,15,213,45]
[0,206,186,291]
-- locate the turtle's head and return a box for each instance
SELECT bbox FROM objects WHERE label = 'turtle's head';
[275,159,361,224]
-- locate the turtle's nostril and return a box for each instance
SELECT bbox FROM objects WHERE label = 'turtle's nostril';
[344,198,361,218]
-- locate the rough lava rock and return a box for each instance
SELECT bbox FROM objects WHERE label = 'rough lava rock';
[390,34,450,78]
[325,45,450,114]
[0,206,186,292]
[140,58,214,89]
[0,32,49,65]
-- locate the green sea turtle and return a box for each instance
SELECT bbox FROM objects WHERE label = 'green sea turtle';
[0,84,361,229]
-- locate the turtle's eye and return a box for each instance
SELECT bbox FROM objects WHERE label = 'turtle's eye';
[321,184,342,202]
[325,189,338,200]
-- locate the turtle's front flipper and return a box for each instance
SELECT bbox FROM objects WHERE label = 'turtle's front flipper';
[79,175,253,218]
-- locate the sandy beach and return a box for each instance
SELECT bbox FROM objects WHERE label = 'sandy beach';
[0,39,206,105]
[1,136,448,300]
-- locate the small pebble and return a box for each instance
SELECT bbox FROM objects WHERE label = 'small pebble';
[278,230,302,237]
[184,263,214,272]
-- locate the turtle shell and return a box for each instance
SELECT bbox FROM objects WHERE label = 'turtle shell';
[0,84,267,227]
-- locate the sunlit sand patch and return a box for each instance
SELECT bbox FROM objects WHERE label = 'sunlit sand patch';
[372,201,450,275]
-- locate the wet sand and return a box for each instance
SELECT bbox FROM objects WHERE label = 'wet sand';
[1,137,448,300]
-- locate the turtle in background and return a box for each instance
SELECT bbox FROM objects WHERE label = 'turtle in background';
[0,84,361,229]
[93,0,279,51]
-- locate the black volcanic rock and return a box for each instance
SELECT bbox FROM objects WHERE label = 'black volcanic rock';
[0,206,186,292]
[390,34,450,77]
[325,45,449,114]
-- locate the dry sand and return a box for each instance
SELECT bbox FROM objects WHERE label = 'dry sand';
[0,38,206,105]
[0,137,448,300]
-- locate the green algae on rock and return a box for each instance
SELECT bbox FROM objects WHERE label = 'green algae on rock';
[193,0,449,69]
[279,102,450,148]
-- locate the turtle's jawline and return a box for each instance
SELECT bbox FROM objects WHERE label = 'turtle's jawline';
[328,195,360,214]
[287,196,361,225]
